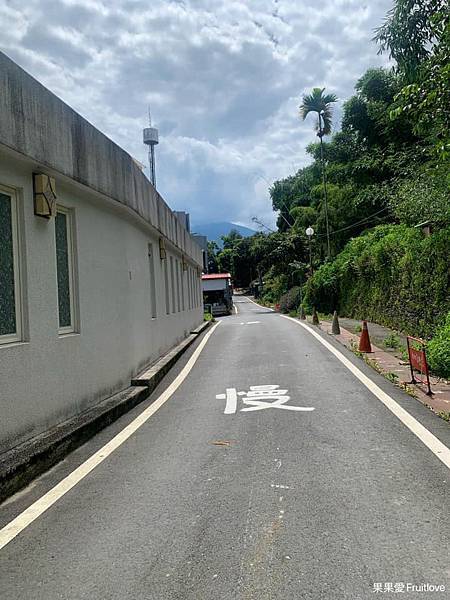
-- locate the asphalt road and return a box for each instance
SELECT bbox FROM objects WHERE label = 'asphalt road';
[1,297,449,599]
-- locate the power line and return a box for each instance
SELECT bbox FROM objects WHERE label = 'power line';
[252,216,275,233]
[252,172,295,228]
[315,206,390,239]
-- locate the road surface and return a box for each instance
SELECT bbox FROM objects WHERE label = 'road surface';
[1,297,449,599]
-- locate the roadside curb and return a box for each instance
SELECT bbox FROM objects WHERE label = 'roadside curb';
[131,320,211,388]
[0,321,210,503]
[190,321,211,335]
[318,319,450,418]
[256,292,449,419]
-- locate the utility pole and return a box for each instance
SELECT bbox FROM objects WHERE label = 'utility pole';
[306,227,314,276]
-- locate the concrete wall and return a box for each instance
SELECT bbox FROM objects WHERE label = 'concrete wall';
[0,53,203,453]
[0,52,200,265]
[192,235,208,273]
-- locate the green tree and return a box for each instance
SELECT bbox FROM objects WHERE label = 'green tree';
[207,241,219,273]
[269,165,319,232]
[216,248,233,275]
[375,0,450,159]
[300,88,338,257]
[221,229,243,250]
[374,0,448,82]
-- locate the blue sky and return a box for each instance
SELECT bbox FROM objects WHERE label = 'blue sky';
[1,0,392,228]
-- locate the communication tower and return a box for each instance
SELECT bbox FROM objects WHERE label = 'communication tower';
[143,107,159,187]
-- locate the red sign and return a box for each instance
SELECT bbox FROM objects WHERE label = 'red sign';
[409,346,426,372]
[407,336,432,396]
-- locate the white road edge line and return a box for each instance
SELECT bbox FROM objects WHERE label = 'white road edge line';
[281,314,450,471]
[245,296,274,311]
[0,321,221,551]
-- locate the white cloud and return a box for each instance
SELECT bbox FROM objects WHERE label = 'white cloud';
[1,0,392,228]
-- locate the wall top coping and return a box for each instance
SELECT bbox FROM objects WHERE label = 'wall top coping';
[0,51,201,265]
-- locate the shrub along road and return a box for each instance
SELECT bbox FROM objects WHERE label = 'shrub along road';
[1,297,449,599]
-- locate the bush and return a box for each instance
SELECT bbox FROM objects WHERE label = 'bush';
[303,224,450,338]
[261,270,289,303]
[384,333,401,349]
[427,313,450,379]
[279,286,302,313]
[389,168,450,228]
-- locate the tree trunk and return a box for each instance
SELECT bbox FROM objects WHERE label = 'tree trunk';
[318,113,331,258]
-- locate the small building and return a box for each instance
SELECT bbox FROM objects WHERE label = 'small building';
[0,52,203,454]
[202,273,233,316]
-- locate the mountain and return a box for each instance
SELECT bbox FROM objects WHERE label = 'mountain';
[191,222,257,245]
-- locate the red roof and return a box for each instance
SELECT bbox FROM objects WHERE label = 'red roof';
[202,273,232,280]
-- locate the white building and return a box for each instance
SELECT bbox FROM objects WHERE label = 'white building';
[0,52,203,454]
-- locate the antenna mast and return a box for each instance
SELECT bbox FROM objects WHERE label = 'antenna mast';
[143,106,159,187]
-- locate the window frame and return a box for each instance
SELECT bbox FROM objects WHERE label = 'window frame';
[170,255,176,314]
[163,258,170,315]
[176,259,181,312]
[180,263,185,311]
[148,243,157,319]
[55,205,78,335]
[0,185,23,345]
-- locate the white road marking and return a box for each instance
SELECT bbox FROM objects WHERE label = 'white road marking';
[216,384,314,414]
[234,304,238,315]
[241,400,314,412]
[246,321,260,325]
[0,321,221,551]
[245,297,275,311]
[281,314,450,471]
[224,388,238,414]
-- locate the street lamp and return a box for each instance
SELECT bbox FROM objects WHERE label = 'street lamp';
[305,226,314,276]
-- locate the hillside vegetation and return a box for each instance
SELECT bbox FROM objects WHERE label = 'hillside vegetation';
[208,0,449,376]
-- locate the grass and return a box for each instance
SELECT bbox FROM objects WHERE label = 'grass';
[383,333,401,350]
[363,355,383,374]
[349,340,363,358]
[385,371,399,384]
[318,312,332,321]
[437,411,450,422]
[399,381,418,398]
[400,347,409,362]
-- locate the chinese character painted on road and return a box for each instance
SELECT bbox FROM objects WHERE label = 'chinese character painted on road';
[215,385,315,414]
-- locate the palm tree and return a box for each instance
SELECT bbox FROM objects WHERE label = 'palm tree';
[300,88,337,258]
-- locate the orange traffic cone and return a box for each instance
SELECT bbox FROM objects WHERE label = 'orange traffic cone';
[358,320,372,352]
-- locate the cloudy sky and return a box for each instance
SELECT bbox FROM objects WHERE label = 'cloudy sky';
[1,0,392,228]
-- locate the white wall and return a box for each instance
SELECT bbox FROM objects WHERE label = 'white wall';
[0,151,203,452]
